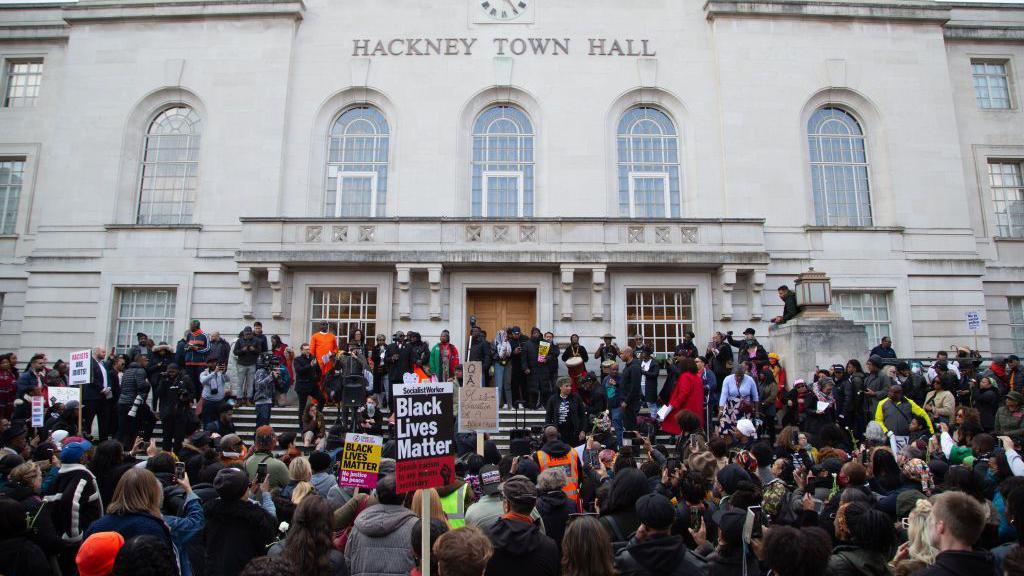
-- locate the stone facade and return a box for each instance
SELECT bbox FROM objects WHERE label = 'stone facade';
[0,0,1022,378]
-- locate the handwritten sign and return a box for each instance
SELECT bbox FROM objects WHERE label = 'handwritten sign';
[68,350,90,387]
[393,380,455,493]
[338,433,383,489]
[458,361,499,433]
[31,396,44,427]
[48,386,81,408]
[966,311,982,332]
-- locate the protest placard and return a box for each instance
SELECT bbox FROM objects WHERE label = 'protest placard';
[49,386,81,408]
[338,433,383,489]
[31,396,44,427]
[458,361,498,433]
[68,350,91,387]
[392,380,455,493]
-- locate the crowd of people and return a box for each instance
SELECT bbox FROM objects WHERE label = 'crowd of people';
[0,289,1023,576]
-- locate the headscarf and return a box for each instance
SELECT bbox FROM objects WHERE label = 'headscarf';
[812,377,836,410]
[901,458,934,495]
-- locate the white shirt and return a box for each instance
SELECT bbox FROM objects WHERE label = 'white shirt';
[96,359,109,391]
[927,360,960,384]
[640,358,653,396]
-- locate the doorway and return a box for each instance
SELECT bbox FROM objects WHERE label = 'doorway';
[466,289,537,339]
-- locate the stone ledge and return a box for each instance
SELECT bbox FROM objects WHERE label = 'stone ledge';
[238,216,768,224]
[62,0,304,23]
[945,23,1024,42]
[104,223,203,231]
[235,249,772,266]
[803,225,905,233]
[0,22,69,42]
[704,0,950,23]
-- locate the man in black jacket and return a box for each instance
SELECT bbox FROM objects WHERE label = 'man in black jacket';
[293,343,323,430]
[467,325,493,387]
[614,493,709,576]
[204,467,278,576]
[771,285,800,325]
[917,491,995,576]
[83,347,113,441]
[157,364,194,454]
[544,378,587,444]
[639,346,661,418]
[484,475,559,576]
[386,331,412,388]
[619,346,642,435]
[521,327,545,410]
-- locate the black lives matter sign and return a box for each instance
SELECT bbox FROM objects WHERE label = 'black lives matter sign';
[392,380,455,493]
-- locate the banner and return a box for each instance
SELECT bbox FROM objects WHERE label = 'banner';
[538,340,550,362]
[966,311,982,332]
[392,380,455,493]
[49,386,81,408]
[31,396,44,427]
[337,433,383,489]
[68,350,91,387]
[458,361,499,433]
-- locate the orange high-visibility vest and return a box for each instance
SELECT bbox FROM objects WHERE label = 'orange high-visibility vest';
[536,450,581,508]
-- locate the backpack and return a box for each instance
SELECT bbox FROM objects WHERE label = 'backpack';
[762,479,798,525]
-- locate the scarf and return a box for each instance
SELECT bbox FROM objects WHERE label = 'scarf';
[812,381,836,410]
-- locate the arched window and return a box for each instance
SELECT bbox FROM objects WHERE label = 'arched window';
[137,106,201,224]
[616,107,681,218]
[808,107,873,226]
[327,106,390,217]
[472,105,534,217]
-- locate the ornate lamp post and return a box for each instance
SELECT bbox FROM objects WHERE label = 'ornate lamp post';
[794,267,839,318]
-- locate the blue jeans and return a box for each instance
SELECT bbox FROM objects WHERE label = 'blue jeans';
[255,403,271,428]
[611,407,624,448]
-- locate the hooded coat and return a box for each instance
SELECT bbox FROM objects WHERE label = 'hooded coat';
[202,497,278,576]
[614,534,709,576]
[485,516,560,576]
[344,503,419,576]
[827,545,891,576]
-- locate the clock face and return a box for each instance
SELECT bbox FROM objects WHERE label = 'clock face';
[480,0,528,21]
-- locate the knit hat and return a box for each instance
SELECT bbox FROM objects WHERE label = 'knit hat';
[515,458,540,484]
[734,451,758,476]
[214,467,249,500]
[736,419,757,439]
[59,439,92,464]
[635,493,675,531]
[50,430,69,445]
[76,532,125,576]
[309,451,331,473]
[767,352,780,360]
[714,509,746,545]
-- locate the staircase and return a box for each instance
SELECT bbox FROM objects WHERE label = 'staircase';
[154,404,676,454]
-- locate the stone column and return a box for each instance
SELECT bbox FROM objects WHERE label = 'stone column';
[749,269,766,321]
[267,265,286,320]
[427,265,443,320]
[560,265,575,320]
[238,267,256,320]
[396,264,412,320]
[591,266,606,320]
[719,266,737,321]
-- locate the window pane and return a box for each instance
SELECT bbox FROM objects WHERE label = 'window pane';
[327,106,389,217]
[617,107,681,218]
[972,60,1012,110]
[3,60,43,108]
[807,107,873,226]
[624,290,695,356]
[309,288,378,347]
[114,288,177,356]
[472,105,534,218]
[833,291,891,349]
[988,162,1024,238]
[137,107,201,225]
[0,159,24,235]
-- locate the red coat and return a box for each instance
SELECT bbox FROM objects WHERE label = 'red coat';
[661,371,705,435]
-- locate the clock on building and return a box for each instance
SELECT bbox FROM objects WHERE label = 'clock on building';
[480,0,529,21]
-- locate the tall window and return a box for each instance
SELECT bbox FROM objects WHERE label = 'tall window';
[114,288,177,355]
[808,107,873,226]
[988,162,1024,238]
[0,159,24,235]
[137,106,201,225]
[626,290,694,356]
[972,60,1012,110]
[472,105,534,217]
[1010,298,1024,354]
[834,291,892,348]
[3,59,43,108]
[617,107,681,218]
[327,106,389,217]
[309,288,377,344]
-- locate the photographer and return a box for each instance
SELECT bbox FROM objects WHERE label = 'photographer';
[253,353,280,429]
[293,344,323,430]
[116,355,151,446]
[157,363,195,454]
[199,357,230,429]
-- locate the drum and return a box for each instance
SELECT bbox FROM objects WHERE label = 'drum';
[566,356,586,394]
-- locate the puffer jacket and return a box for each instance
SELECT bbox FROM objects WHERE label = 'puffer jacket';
[344,504,418,576]
[995,406,1024,445]
[117,362,150,405]
[614,534,709,576]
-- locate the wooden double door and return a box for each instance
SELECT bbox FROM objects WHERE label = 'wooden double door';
[466,290,536,340]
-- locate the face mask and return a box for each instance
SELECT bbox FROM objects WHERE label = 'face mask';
[367,404,376,416]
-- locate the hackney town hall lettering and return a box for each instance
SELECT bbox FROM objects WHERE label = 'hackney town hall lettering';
[351,37,656,57]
